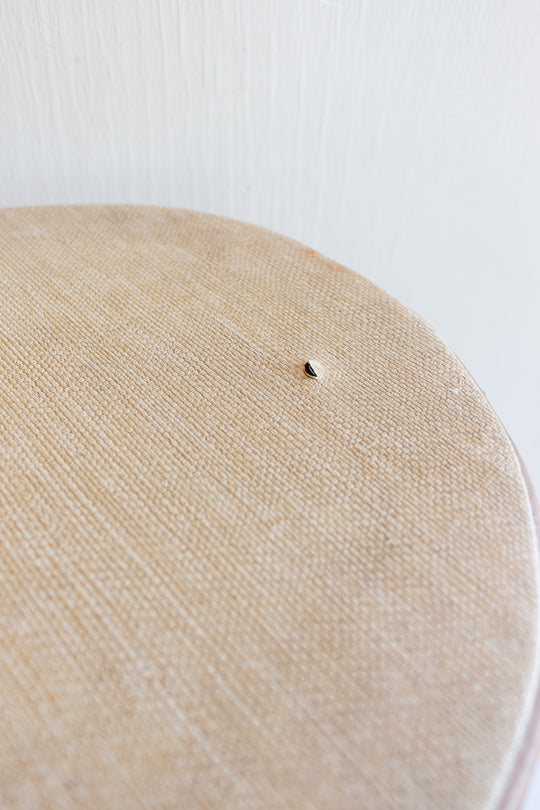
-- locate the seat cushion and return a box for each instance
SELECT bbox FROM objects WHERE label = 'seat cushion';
[0,204,538,810]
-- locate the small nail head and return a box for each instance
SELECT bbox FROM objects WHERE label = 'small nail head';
[304,361,318,378]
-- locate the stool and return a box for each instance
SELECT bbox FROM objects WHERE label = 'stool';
[0,204,538,809]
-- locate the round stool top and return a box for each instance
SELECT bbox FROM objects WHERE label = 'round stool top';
[0,204,538,810]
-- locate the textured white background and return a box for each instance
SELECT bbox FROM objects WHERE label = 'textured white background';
[1,2,539,806]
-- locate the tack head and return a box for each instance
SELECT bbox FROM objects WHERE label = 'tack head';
[304,361,318,378]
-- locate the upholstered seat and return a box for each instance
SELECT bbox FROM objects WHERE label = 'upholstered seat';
[0,204,538,810]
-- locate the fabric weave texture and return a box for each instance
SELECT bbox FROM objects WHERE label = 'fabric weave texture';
[0,204,538,810]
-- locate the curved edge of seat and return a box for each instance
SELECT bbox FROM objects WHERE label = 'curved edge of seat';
[496,444,540,810]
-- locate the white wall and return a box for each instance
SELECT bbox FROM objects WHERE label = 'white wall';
[1,3,540,800]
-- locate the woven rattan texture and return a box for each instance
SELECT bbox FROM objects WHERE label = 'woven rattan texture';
[0,205,538,810]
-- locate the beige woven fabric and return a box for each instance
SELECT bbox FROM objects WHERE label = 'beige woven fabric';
[0,204,538,810]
